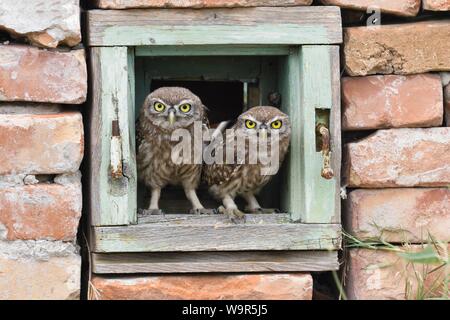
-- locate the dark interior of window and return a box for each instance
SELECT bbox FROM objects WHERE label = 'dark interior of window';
[150,80,244,126]
[136,59,283,214]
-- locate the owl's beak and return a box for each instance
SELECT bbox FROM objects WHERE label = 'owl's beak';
[259,128,268,140]
[168,110,176,125]
[259,124,268,140]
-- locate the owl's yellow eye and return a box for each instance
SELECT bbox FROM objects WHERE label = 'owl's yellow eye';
[179,103,191,113]
[153,102,166,112]
[245,120,256,129]
[271,120,282,129]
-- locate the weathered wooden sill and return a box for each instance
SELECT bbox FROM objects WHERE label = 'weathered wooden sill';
[92,213,341,253]
[92,250,340,274]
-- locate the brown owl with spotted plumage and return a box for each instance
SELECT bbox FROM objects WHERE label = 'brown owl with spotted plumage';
[136,87,212,215]
[203,106,291,222]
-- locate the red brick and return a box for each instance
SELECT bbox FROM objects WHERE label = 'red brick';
[346,247,449,300]
[344,21,450,76]
[344,128,450,188]
[90,274,313,300]
[93,0,312,8]
[0,174,82,241]
[0,242,80,300]
[320,0,420,17]
[0,45,87,104]
[346,188,450,243]
[0,112,84,175]
[423,0,450,11]
[445,84,450,126]
[0,0,81,48]
[342,74,443,131]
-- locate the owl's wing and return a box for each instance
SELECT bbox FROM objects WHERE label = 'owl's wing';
[204,161,243,187]
[202,111,210,129]
[203,124,244,186]
[135,118,144,149]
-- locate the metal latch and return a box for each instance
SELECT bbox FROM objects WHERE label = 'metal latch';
[110,120,123,179]
[316,123,334,180]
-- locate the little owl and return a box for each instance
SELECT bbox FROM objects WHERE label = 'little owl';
[203,106,291,222]
[136,87,211,215]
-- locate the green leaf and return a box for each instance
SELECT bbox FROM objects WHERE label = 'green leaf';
[397,246,443,265]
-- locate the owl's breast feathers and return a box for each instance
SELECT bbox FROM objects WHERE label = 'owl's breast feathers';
[203,132,290,197]
[136,119,202,188]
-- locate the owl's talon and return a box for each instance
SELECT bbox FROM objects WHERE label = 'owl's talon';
[189,208,217,215]
[218,206,246,224]
[245,207,280,214]
[138,208,164,216]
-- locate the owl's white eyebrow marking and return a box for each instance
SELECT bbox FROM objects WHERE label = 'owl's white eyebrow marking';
[152,98,167,105]
[269,116,282,123]
[242,115,259,123]
[175,99,193,107]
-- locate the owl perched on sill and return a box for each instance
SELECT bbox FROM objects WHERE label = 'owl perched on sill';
[136,87,212,215]
[203,106,291,223]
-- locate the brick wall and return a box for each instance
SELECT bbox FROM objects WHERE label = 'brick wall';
[335,0,450,300]
[1,0,449,300]
[86,0,450,301]
[0,0,86,299]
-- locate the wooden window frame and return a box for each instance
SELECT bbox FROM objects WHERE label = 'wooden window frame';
[87,7,343,274]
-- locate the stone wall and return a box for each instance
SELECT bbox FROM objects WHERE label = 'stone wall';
[0,1,86,299]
